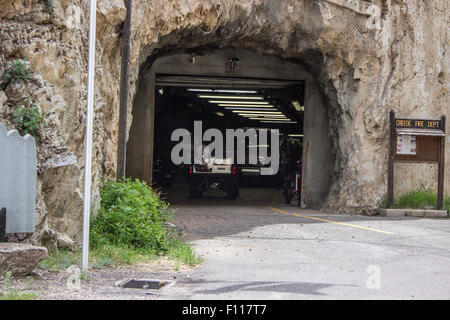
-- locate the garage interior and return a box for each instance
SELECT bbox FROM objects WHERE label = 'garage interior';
[153,80,304,197]
[127,49,332,208]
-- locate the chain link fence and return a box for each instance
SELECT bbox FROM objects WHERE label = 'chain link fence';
[184,0,379,42]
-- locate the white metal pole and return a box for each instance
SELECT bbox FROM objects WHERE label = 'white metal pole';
[81,0,97,272]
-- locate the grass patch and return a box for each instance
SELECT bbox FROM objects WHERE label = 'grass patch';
[90,244,158,269]
[445,197,450,213]
[0,271,37,300]
[0,291,37,300]
[38,249,81,271]
[381,190,450,212]
[167,238,202,267]
[38,245,157,271]
[38,241,201,271]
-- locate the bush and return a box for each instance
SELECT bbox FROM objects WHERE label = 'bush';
[44,0,54,14]
[90,179,172,253]
[382,189,450,212]
[12,101,45,140]
[1,59,31,89]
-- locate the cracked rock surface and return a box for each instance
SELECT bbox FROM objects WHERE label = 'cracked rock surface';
[0,0,448,246]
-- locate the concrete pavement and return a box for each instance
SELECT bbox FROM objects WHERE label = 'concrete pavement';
[158,185,450,300]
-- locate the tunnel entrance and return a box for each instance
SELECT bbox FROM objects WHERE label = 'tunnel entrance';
[127,49,332,208]
[152,80,304,203]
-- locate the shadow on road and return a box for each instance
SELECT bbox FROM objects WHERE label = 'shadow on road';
[183,279,355,296]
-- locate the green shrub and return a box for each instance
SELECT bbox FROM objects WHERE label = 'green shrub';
[90,179,172,253]
[445,197,450,213]
[1,59,31,89]
[44,0,54,14]
[12,101,45,140]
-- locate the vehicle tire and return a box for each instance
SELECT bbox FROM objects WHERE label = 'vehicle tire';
[190,179,202,199]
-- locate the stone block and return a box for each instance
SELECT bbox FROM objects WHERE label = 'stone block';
[0,123,37,233]
[0,243,48,277]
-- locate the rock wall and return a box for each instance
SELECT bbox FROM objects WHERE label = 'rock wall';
[0,0,125,247]
[0,0,448,246]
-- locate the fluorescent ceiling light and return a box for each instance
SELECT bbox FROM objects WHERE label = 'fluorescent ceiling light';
[209,100,270,105]
[250,118,292,121]
[248,117,291,120]
[215,112,225,117]
[238,116,284,119]
[238,114,285,117]
[220,104,275,108]
[224,107,276,111]
[199,95,264,100]
[260,118,295,121]
[261,120,297,124]
[188,88,213,92]
[243,114,287,118]
[232,110,282,114]
[248,145,269,148]
[241,115,286,118]
[292,101,304,111]
[289,134,304,137]
[188,89,258,94]
[216,89,258,94]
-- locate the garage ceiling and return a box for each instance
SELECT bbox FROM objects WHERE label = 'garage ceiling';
[156,74,304,89]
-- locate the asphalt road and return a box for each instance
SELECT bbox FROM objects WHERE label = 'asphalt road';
[158,184,450,300]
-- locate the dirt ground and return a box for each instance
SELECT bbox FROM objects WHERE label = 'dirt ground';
[1,258,197,300]
[0,187,286,300]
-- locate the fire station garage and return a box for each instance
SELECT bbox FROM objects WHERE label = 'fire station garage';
[126,48,332,209]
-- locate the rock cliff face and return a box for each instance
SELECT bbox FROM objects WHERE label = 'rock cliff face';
[0,0,448,246]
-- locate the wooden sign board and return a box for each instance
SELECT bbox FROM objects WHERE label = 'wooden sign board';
[387,111,446,210]
[395,118,442,130]
[394,135,440,163]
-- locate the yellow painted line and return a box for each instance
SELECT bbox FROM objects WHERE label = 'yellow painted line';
[269,207,395,235]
